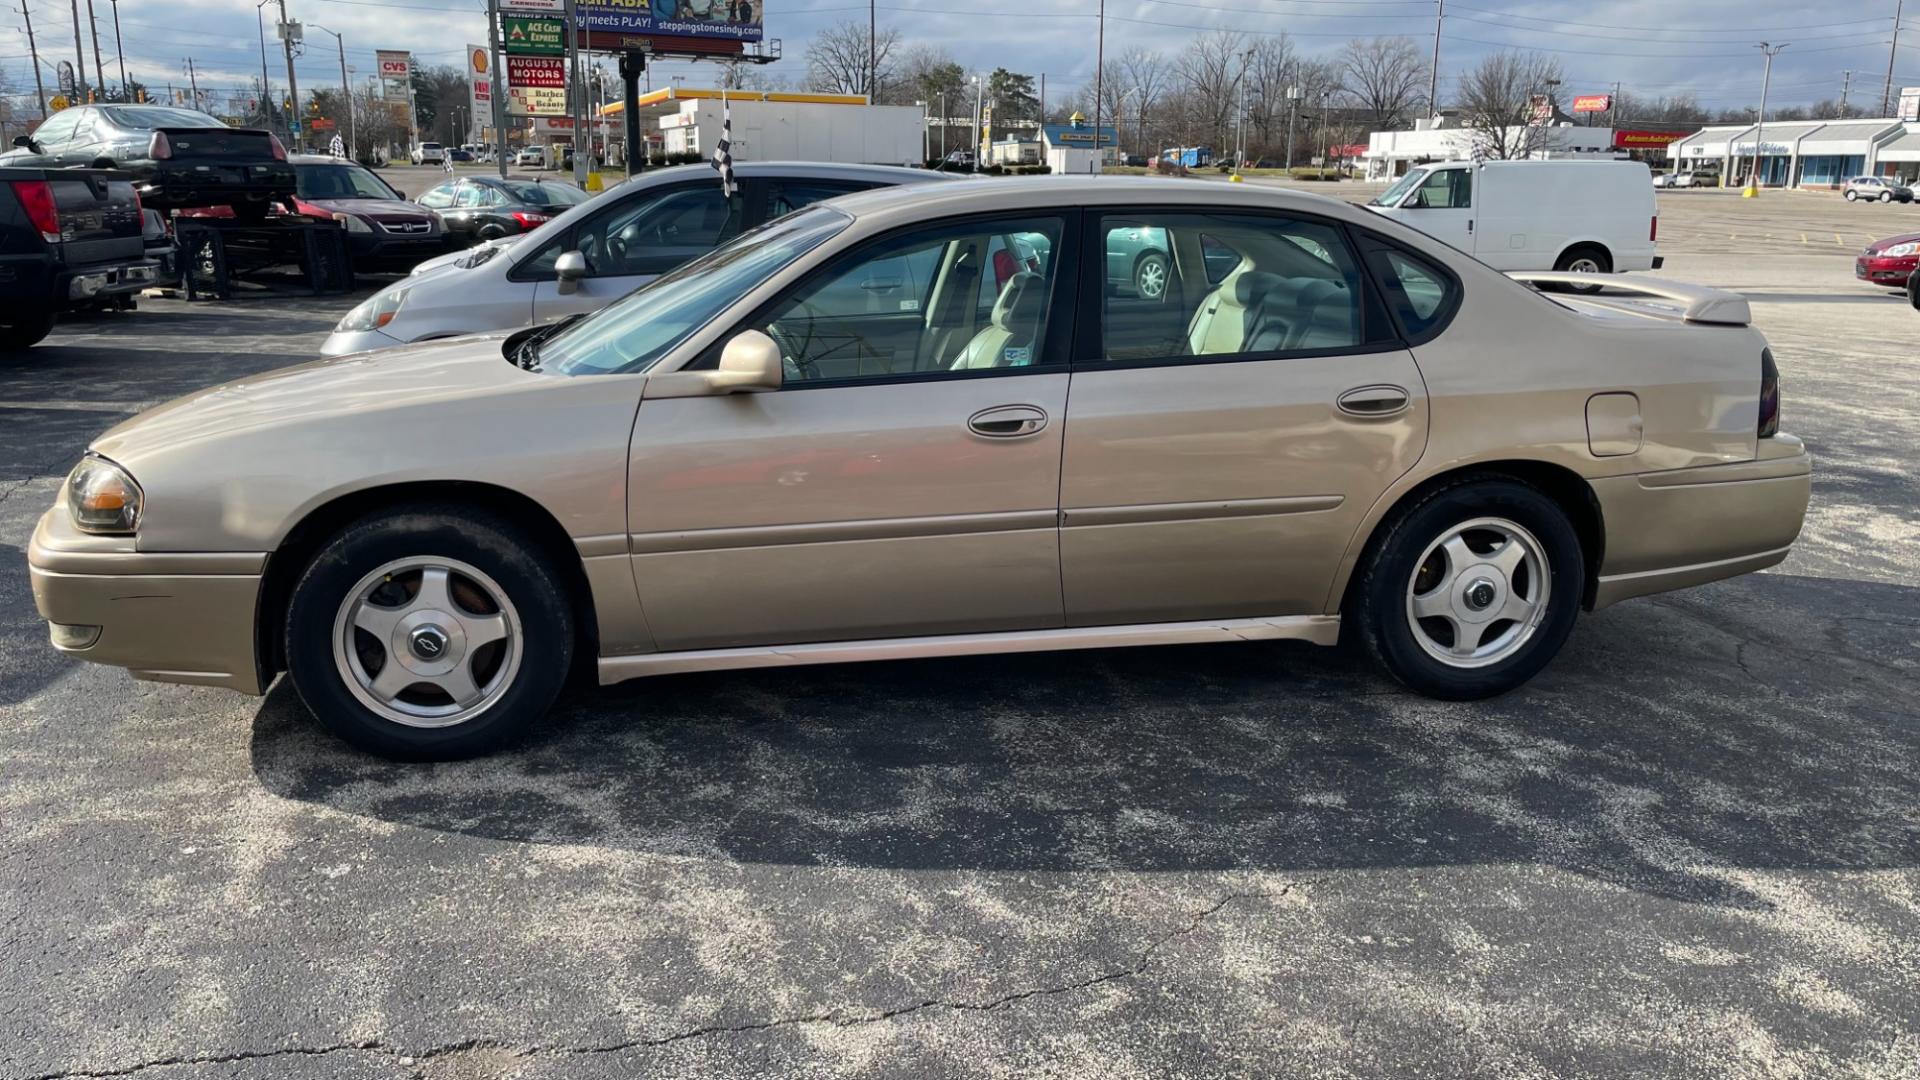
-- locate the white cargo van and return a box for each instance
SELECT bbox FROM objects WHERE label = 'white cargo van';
[1367,160,1661,280]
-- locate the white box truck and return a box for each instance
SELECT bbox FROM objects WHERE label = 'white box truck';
[1367,160,1661,279]
[663,99,925,166]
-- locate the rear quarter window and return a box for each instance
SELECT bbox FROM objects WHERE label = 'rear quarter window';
[1361,242,1459,342]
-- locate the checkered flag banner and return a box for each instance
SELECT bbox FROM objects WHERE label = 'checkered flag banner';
[710,94,737,197]
[444,154,455,175]
[329,135,345,159]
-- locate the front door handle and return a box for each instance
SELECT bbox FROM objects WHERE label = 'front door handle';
[968,404,1049,438]
[1337,385,1410,418]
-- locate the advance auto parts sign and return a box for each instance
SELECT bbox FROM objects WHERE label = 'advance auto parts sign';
[503,16,566,55]
[579,0,764,43]
[507,55,566,116]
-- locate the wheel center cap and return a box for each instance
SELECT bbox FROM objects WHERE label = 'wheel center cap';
[1464,579,1498,611]
[409,625,450,660]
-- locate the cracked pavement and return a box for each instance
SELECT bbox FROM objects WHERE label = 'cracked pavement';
[3,191,1919,1079]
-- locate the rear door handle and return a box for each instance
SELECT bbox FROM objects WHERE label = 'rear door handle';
[1337,385,1411,418]
[968,404,1049,438]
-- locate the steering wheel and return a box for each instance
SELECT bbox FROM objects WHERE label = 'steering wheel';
[605,233,628,267]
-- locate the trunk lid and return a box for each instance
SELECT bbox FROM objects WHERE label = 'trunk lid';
[43,170,144,264]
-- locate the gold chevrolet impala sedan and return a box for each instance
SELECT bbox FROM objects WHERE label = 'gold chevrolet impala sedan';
[29,177,1811,758]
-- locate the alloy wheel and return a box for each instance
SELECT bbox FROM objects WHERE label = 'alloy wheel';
[331,556,523,728]
[1405,517,1552,669]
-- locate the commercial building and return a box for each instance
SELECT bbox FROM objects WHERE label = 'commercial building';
[1038,115,1120,174]
[1664,118,1920,188]
[1361,116,1618,180]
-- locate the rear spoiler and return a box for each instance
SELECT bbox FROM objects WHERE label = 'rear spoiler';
[1509,272,1751,326]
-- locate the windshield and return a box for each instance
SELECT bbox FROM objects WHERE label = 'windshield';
[1371,167,1428,207]
[104,106,223,129]
[296,164,395,200]
[503,181,588,205]
[539,206,851,376]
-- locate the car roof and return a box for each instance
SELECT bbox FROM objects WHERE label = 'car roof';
[818,175,1368,231]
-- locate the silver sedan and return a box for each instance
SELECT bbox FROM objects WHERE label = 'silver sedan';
[322,162,958,356]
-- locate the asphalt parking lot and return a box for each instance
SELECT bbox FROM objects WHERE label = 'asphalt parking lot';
[2,182,1917,1079]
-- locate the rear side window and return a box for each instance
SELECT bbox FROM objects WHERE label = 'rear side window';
[1363,244,1458,341]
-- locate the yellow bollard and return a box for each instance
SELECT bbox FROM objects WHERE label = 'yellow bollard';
[1228,174,1243,183]
[586,172,605,192]
[1742,179,1759,198]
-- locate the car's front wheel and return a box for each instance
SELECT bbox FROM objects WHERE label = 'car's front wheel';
[1350,477,1584,700]
[1881,190,1896,203]
[1846,189,1860,201]
[284,506,574,759]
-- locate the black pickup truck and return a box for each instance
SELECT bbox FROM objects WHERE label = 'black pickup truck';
[0,166,160,349]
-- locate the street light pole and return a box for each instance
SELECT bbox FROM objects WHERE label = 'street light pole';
[1749,41,1787,197]
[108,0,125,97]
[273,0,300,147]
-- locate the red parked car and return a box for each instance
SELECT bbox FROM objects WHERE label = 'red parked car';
[1856,230,1920,288]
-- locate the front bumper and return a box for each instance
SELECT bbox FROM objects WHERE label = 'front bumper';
[1855,254,1916,286]
[27,509,265,694]
[1588,435,1812,609]
[346,232,448,262]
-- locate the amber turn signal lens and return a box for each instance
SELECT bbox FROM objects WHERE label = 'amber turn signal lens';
[66,456,142,534]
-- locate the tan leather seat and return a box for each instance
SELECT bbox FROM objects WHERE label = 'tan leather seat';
[951,271,1045,369]
[1185,269,1284,355]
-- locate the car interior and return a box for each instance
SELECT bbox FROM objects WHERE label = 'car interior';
[750,212,1372,382]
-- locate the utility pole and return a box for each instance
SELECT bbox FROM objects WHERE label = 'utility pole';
[84,0,103,97]
[867,0,875,99]
[1093,0,1105,172]
[488,0,509,178]
[972,73,982,173]
[311,25,354,158]
[109,0,124,96]
[1749,41,1787,197]
[256,4,272,125]
[68,0,86,100]
[937,90,945,158]
[565,0,586,183]
[1427,0,1444,119]
[185,57,199,109]
[1840,70,1852,116]
[1885,0,1904,116]
[275,0,300,147]
[1285,84,1301,169]
[20,2,48,118]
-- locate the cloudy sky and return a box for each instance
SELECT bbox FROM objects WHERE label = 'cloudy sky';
[3,0,1915,117]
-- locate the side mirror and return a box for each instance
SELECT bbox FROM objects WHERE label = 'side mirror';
[392,189,406,199]
[642,329,784,399]
[704,330,784,394]
[12,135,38,152]
[554,249,587,295]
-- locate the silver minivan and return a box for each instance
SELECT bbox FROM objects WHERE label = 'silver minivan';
[323,162,957,356]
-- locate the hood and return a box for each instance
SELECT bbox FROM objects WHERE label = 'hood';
[1865,232,1920,255]
[93,334,529,465]
[303,197,433,220]
[411,234,523,276]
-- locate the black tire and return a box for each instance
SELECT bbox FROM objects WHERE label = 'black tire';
[1881,190,1895,203]
[1552,245,1611,295]
[1845,189,1859,202]
[477,225,508,242]
[0,307,56,350]
[1133,251,1170,301]
[284,506,574,759]
[1349,476,1585,700]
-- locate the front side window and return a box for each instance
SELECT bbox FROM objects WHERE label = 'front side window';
[739,215,1067,384]
[1371,167,1427,207]
[1094,212,1366,363]
[1412,168,1470,209]
[572,184,744,278]
[537,206,850,376]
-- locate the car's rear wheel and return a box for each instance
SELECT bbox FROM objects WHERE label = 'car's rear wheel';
[1134,252,1169,301]
[1880,190,1895,203]
[284,507,573,759]
[1350,477,1584,700]
[1553,245,1610,294]
[477,224,508,242]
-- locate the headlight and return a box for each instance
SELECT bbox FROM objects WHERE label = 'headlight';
[336,287,409,333]
[66,456,142,534]
[332,212,372,234]
[1882,242,1918,257]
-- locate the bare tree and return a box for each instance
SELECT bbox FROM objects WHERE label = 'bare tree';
[1456,50,1564,160]
[1337,36,1428,130]
[1175,30,1253,154]
[802,20,901,97]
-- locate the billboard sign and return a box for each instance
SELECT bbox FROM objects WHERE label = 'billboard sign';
[576,0,763,43]
[507,55,566,116]
[502,0,563,8]
[503,16,566,54]
[376,50,412,81]
[1572,94,1611,113]
[1614,129,1683,150]
[1527,94,1552,125]
[1900,86,1920,123]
